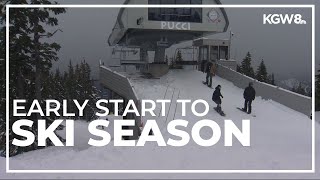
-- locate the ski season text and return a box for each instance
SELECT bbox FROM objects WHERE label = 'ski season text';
[11,99,251,147]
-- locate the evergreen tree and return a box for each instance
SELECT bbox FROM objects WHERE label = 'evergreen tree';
[240,52,255,78]
[292,83,306,96]
[0,0,32,156]
[270,73,275,85]
[236,64,242,73]
[256,60,268,83]
[80,60,97,120]
[0,0,66,156]
[316,68,320,110]
[53,69,65,115]
[65,60,77,117]
[0,5,5,155]
[176,50,183,62]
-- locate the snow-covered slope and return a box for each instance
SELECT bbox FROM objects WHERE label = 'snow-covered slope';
[0,70,319,179]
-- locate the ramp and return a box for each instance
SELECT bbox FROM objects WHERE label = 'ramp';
[99,65,141,139]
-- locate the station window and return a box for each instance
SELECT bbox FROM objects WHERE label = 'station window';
[148,0,202,23]
[219,46,229,60]
[210,46,219,61]
[199,46,208,61]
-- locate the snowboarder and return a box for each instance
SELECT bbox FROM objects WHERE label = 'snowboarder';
[204,61,215,88]
[243,82,256,114]
[212,85,223,113]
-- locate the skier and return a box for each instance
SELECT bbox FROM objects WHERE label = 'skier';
[212,85,223,113]
[243,82,256,114]
[203,61,215,88]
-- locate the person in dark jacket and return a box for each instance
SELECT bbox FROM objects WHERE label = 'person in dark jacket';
[243,82,256,114]
[204,61,213,87]
[212,85,223,112]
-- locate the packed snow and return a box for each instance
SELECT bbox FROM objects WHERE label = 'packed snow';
[0,70,319,179]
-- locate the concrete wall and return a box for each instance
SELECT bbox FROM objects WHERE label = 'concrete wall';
[99,65,141,139]
[216,64,312,116]
[217,59,237,71]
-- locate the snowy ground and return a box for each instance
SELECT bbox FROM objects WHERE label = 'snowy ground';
[0,70,319,179]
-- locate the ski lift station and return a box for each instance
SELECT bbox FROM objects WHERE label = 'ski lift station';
[99,0,312,140]
[107,0,232,76]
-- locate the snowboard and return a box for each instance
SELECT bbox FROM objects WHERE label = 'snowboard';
[202,81,213,89]
[214,107,226,116]
[236,107,256,117]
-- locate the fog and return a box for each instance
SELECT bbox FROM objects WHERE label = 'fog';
[50,0,319,82]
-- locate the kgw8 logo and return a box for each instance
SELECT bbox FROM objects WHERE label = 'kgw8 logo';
[263,14,307,25]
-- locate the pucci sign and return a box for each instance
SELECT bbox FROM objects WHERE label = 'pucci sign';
[161,21,191,30]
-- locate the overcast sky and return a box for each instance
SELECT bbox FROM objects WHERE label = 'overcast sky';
[50,0,319,82]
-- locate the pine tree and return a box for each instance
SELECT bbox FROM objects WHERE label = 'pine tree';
[0,5,6,155]
[256,60,268,83]
[53,69,65,115]
[236,64,242,73]
[292,83,306,96]
[240,52,255,78]
[80,60,96,120]
[267,73,276,85]
[270,73,275,85]
[65,60,76,117]
[176,50,183,62]
[0,0,33,156]
[316,68,320,110]
[0,0,66,156]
